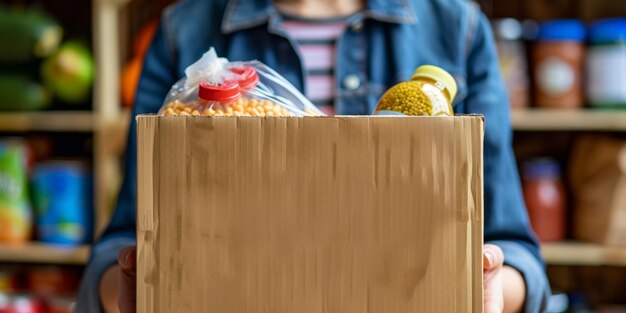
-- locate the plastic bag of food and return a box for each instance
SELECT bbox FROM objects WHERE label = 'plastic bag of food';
[159,48,324,117]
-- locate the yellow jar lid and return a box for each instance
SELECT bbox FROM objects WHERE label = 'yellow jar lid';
[411,65,458,101]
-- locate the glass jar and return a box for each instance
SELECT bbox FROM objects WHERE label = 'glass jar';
[532,20,586,109]
[373,65,457,116]
[522,159,567,242]
[493,18,530,109]
[587,18,626,108]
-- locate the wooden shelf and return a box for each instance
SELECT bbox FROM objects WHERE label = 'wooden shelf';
[0,242,89,265]
[511,108,626,131]
[0,111,95,132]
[542,242,626,267]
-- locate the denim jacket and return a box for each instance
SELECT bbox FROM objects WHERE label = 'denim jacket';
[77,0,550,311]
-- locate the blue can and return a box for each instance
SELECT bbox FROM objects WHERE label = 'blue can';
[31,161,92,245]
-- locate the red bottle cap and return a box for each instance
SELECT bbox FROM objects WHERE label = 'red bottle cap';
[230,66,259,91]
[198,80,240,102]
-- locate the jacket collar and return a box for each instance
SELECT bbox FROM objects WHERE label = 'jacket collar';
[221,0,417,33]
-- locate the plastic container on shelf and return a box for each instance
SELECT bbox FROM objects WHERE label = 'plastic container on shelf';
[31,161,92,245]
[587,18,626,108]
[493,18,530,109]
[0,139,32,244]
[373,65,457,116]
[522,159,567,242]
[532,20,586,109]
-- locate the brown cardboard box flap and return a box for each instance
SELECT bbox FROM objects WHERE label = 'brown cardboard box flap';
[137,115,484,313]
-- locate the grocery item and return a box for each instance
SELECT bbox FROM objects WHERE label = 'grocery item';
[492,18,530,109]
[0,294,45,313]
[373,65,457,116]
[569,135,626,246]
[32,161,91,245]
[159,48,323,117]
[26,266,79,295]
[522,159,566,242]
[0,140,32,243]
[532,20,585,108]
[0,8,63,63]
[587,18,626,108]
[41,41,95,104]
[0,75,51,111]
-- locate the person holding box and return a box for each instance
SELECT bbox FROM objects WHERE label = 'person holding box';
[76,0,551,312]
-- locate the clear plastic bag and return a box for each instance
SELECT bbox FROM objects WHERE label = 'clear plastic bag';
[159,48,324,117]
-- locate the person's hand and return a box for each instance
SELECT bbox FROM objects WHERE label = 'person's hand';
[483,244,504,313]
[99,246,137,313]
[118,246,137,313]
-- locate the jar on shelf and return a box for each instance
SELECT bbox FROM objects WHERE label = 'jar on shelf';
[493,18,530,109]
[532,20,586,109]
[587,18,626,108]
[522,159,567,242]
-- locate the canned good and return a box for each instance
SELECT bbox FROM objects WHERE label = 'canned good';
[0,140,32,243]
[31,161,91,245]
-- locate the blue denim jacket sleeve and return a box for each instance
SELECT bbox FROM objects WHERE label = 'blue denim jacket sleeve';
[75,22,176,313]
[465,10,550,313]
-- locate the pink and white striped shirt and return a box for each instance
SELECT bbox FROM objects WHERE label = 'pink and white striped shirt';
[280,13,349,115]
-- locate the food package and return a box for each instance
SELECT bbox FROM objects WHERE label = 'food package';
[569,135,626,246]
[159,48,323,117]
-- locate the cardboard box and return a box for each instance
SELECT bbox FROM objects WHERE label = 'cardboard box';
[136,115,484,313]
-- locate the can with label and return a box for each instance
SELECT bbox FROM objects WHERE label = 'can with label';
[31,161,92,245]
[0,140,32,243]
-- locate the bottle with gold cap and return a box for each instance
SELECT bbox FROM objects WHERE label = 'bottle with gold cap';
[374,65,458,116]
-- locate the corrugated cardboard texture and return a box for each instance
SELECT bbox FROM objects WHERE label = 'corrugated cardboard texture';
[137,116,484,313]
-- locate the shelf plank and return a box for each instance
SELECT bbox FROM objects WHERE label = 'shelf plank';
[0,243,89,265]
[0,111,95,132]
[542,242,626,267]
[511,109,626,131]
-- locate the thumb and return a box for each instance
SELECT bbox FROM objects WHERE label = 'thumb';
[118,246,137,273]
[483,244,504,271]
[118,246,137,313]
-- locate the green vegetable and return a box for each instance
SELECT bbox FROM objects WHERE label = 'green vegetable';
[41,41,94,104]
[0,8,63,63]
[0,75,51,111]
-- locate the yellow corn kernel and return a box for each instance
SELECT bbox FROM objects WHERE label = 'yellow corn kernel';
[226,107,234,114]
[233,111,243,116]
[266,111,274,116]
[192,110,200,116]
[250,108,260,116]
[182,107,191,113]
[174,102,186,110]
[180,111,190,116]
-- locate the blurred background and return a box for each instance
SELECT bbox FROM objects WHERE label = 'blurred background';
[0,0,625,312]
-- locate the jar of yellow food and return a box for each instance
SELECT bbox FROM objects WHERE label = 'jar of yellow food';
[374,65,457,116]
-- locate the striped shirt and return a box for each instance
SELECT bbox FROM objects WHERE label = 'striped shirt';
[280,13,349,115]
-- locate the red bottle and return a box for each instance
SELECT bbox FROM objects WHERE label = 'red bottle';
[522,159,567,242]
